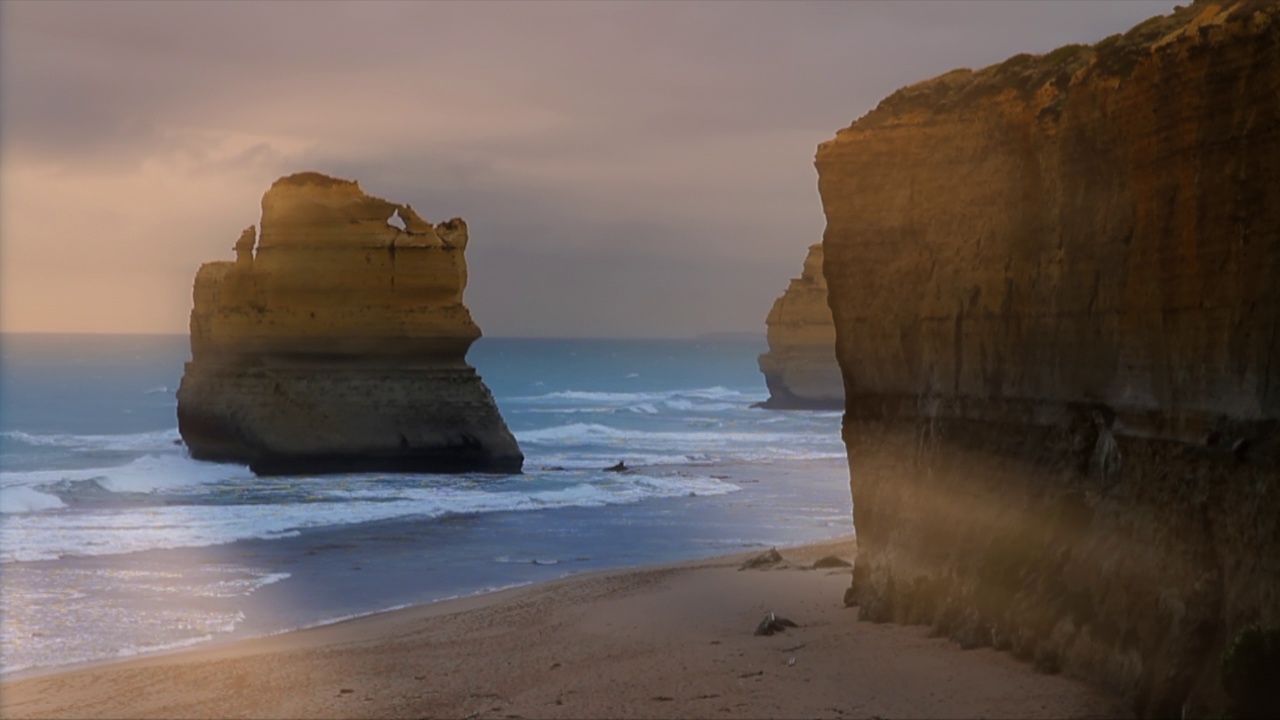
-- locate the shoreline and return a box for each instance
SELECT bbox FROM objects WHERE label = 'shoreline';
[0,535,1130,720]
[2,455,855,681]
[0,578,537,685]
[0,517,840,685]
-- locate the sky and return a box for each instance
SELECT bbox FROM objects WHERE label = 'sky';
[1,0,1178,338]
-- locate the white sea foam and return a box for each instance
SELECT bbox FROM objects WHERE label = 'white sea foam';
[516,422,647,443]
[731,449,848,463]
[113,632,217,659]
[681,386,757,401]
[1,428,182,453]
[0,598,248,676]
[192,572,292,598]
[255,572,291,588]
[521,407,619,415]
[0,486,68,514]
[263,582,535,638]
[0,471,739,563]
[265,604,414,637]
[1,631,227,678]
[1,454,246,503]
[516,422,804,448]
[526,452,707,470]
[661,399,737,412]
[98,455,244,493]
[514,416,845,467]
[514,389,669,403]
[511,386,758,405]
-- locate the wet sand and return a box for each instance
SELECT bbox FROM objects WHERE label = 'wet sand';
[0,537,1128,719]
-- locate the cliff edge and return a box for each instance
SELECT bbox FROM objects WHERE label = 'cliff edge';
[817,1,1277,716]
[176,172,523,475]
[757,243,843,409]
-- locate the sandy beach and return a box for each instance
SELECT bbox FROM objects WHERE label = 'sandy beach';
[0,536,1128,720]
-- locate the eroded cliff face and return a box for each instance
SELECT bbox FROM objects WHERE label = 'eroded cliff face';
[757,244,843,409]
[817,1,1278,716]
[177,172,523,475]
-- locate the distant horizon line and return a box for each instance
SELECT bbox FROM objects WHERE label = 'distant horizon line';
[0,330,766,341]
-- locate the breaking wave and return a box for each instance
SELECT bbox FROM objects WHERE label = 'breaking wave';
[1,428,182,454]
[0,469,738,563]
[510,385,761,405]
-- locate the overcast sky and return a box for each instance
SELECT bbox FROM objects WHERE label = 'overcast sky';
[1,0,1177,338]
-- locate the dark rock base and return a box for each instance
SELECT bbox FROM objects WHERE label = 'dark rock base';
[843,408,1279,718]
[177,363,523,476]
[754,370,845,410]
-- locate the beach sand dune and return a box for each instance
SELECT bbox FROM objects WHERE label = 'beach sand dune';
[0,537,1127,719]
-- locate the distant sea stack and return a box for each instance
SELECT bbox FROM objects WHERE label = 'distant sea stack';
[818,2,1277,717]
[176,172,523,476]
[756,243,843,409]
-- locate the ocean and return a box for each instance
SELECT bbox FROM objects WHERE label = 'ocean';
[0,334,851,677]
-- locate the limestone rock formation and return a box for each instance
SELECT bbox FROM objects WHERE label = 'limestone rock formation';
[177,172,523,475]
[757,244,843,409]
[817,1,1277,716]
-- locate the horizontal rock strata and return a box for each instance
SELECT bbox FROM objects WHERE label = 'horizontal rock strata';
[817,1,1278,716]
[177,172,522,475]
[757,243,844,409]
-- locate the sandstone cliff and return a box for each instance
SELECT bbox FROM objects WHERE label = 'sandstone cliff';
[177,172,523,475]
[817,1,1278,716]
[757,243,843,409]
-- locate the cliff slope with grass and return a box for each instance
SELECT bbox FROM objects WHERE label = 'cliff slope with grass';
[817,1,1278,716]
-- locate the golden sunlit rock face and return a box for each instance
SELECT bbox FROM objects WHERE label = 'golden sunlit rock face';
[757,243,843,409]
[818,1,1277,716]
[177,172,522,475]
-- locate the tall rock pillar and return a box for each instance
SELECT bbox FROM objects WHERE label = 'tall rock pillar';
[757,243,843,409]
[177,172,523,476]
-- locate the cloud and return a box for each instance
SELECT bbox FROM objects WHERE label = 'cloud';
[0,0,1179,335]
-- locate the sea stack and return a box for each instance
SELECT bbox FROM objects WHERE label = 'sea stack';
[757,243,843,409]
[818,2,1277,717]
[177,172,523,476]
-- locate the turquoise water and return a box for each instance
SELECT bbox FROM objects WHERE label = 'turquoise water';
[0,334,851,675]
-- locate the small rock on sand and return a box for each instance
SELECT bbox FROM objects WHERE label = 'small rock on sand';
[739,547,785,570]
[754,611,799,636]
